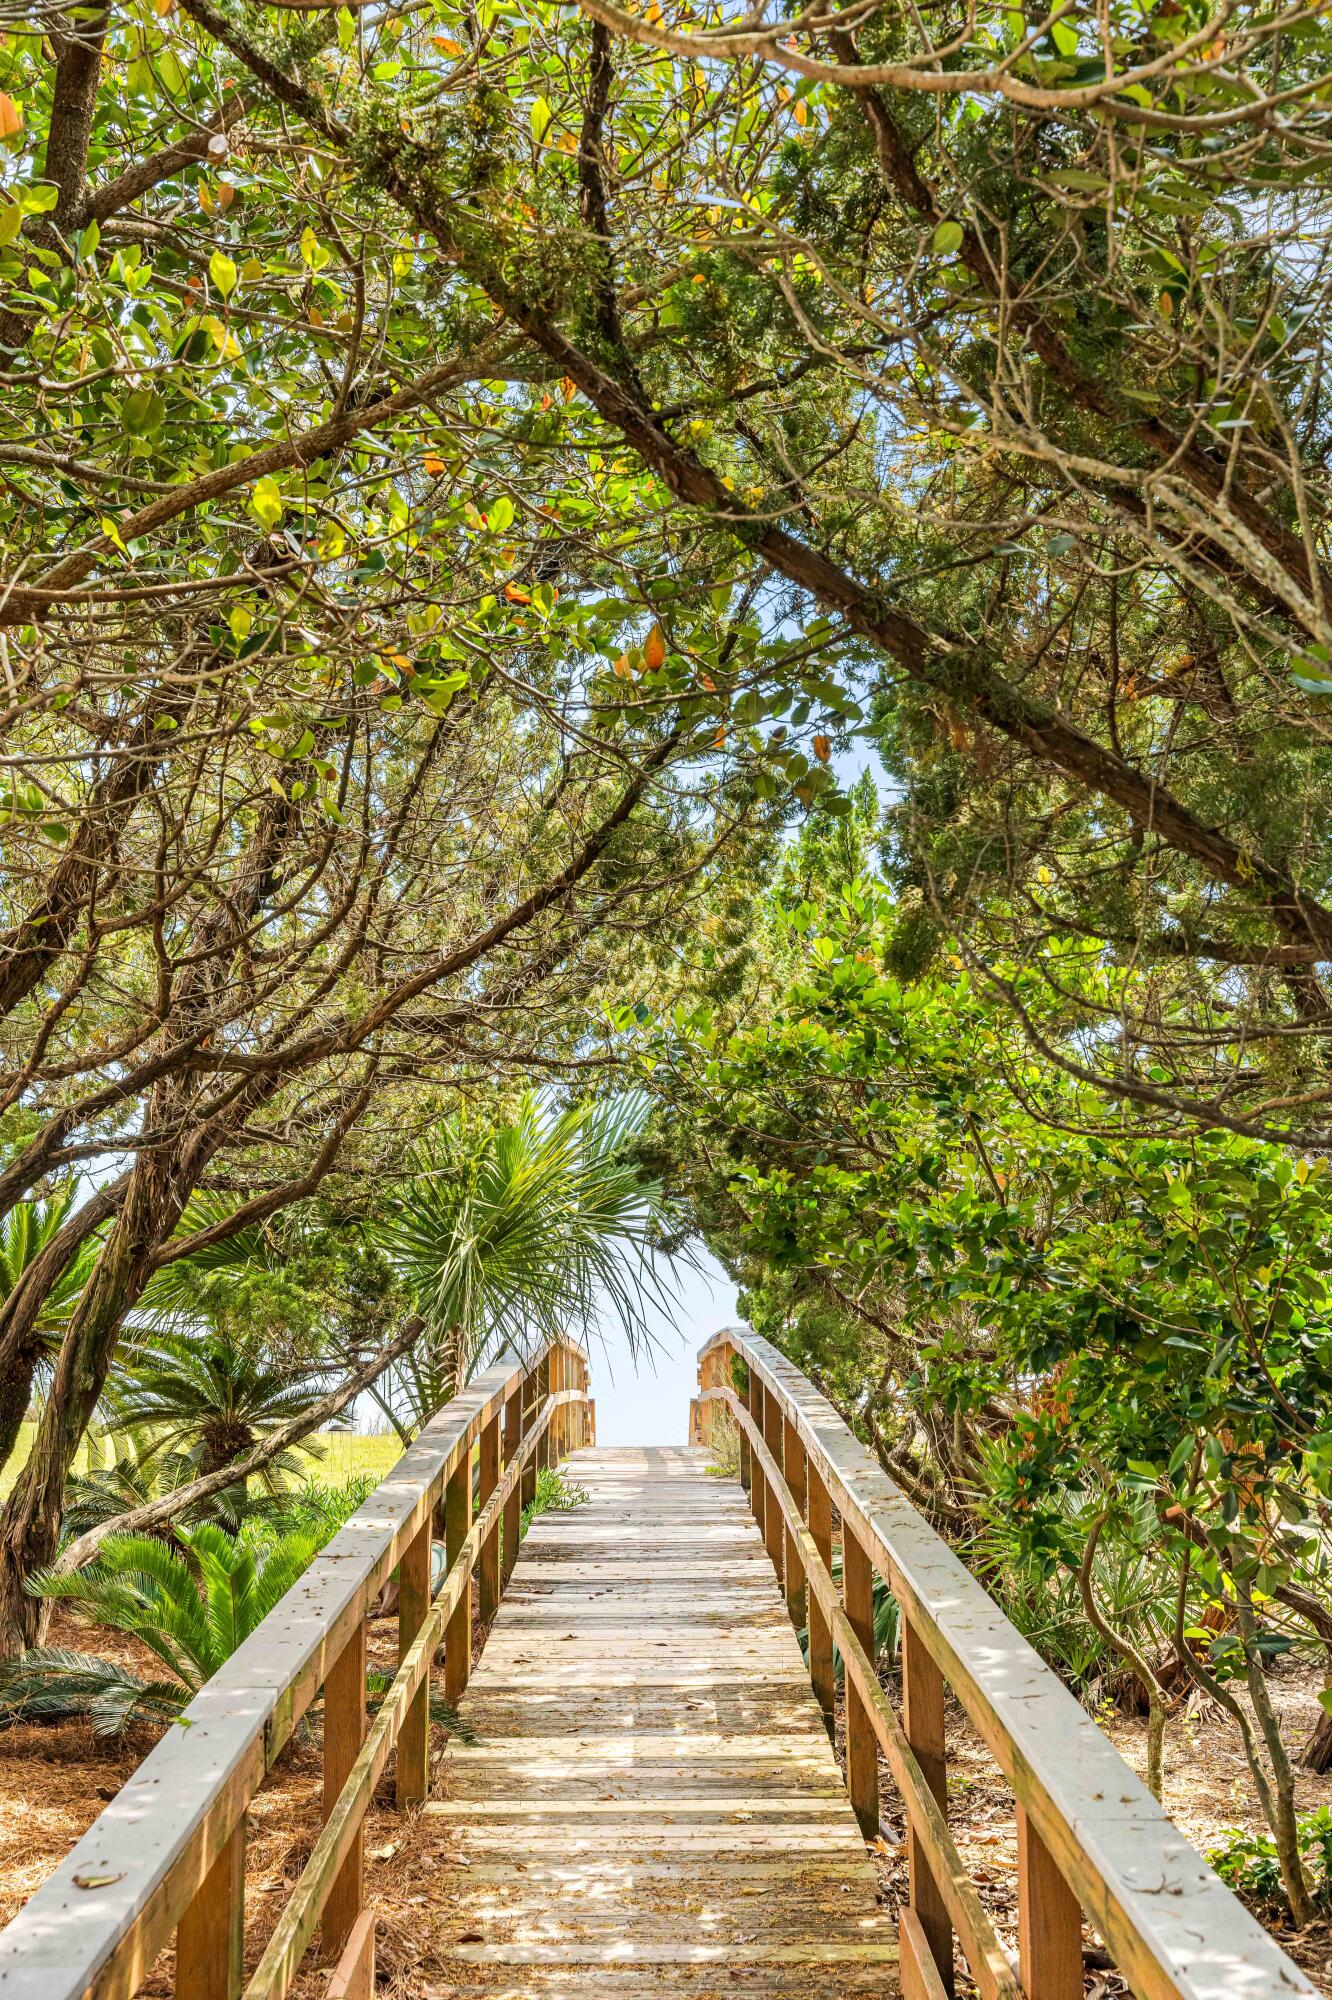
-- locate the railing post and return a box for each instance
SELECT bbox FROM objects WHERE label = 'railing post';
[736,1354,751,1495]
[322,1617,367,1962]
[478,1402,501,1624]
[444,1443,472,1705]
[747,1369,767,1542]
[761,1384,786,1584]
[521,1358,539,1513]
[781,1412,806,1633]
[843,1525,878,1840]
[502,1375,523,1593]
[1017,1805,1082,2000]
[806,1458,835,1734]
[396,1516,431,1808]
[537,1349,552,1476]
[175,1817,244,2000]
[903,1613,953,1993]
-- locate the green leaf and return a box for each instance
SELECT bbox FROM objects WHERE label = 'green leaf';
[932,220,964,256]
[122,388,165,437]
[0,204,22,248]
[530,96,554,144]
[487,495,515,534]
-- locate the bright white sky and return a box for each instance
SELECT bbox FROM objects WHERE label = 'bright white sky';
[586,1245,740,1445]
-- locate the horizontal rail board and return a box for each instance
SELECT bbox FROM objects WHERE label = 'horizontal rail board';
[700,1329,1318,2000]
[0,1343,587,2000]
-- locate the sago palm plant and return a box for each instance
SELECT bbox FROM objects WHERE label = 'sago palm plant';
[0,1521,318,1734]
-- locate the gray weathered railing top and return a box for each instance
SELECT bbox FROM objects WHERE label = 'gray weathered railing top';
[699,1325,1318,2000]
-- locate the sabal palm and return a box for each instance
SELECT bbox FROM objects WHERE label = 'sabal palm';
[384,1093,675,1420]
[0,1522,318,1734]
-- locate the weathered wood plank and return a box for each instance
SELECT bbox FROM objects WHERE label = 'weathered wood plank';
[431,1447,895,1998]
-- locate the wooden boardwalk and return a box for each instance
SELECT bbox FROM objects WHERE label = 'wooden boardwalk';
[424,1445,897,1996]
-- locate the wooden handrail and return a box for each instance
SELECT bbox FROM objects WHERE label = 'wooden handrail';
[0,1336,592,2000]
[696,1326,1319,2000]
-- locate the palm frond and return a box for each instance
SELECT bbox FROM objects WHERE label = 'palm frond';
[0,1648,186,1736]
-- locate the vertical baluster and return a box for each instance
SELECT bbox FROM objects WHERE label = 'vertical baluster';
[843,1526,878,1840]
[444,1443,472,1705]
[747,1370,767,1543]
[806,1459,834,1734]
[175,1818,244,2000]
[781,1413,806,1632]
[761,1382,786,1584]
[502,1377,523,1593]
[521,1361,539,1513]
[902,1614,953,1993]
[1017,1805,1082,2000]
[735,1353,751,1495]
[537,1350,552,1475]
[477,1406,501,1624]
[396,1516,431,1807]
[322,1618,367,1961]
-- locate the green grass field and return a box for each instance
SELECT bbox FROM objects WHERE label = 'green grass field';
[0,1426,404,1501]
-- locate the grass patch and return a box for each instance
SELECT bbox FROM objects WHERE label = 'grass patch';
[0,1426,402,1502]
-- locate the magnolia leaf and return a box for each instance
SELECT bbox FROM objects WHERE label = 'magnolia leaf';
[209,250,238,297]
[932,220,964,256]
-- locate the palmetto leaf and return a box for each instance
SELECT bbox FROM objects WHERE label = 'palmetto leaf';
[383,1091,682,1423]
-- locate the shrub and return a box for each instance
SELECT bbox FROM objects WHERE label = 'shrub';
[1208,1808,1332,1917]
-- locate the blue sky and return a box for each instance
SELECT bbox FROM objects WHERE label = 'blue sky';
[586,1245,739,1445]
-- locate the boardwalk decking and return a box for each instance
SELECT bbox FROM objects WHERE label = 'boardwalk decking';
[425,1445,897,1997]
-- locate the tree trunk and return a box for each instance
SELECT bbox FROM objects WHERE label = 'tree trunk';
[1300,1701,1332,1774]
[0,1156,186,1652]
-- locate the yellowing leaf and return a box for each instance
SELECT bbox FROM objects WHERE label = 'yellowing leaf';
[423,454,446,475]
[250,475,284,531]
[0,92,23,140]
[209,249,237,297]
[431,33,462,53]
[812,734,831,763]
[644,624,666,673]
[530,96,553,145]
[0,203,21,248]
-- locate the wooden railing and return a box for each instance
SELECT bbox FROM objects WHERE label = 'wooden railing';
[0,1336,592,2000]
[695,1327,1318,2000]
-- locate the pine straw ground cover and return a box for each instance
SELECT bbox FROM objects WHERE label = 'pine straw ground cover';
[0,1608,1330,1995]
[852,1659,1332,2000]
